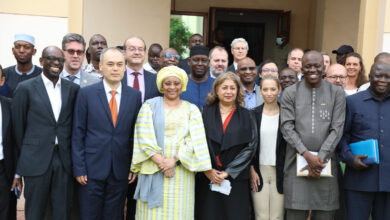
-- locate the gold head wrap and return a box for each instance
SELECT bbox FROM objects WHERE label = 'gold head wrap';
[156,66,188,93]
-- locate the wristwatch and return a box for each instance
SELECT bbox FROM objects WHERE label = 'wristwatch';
[174,155,181,166]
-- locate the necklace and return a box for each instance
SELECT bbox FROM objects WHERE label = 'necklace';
[220,106,234,115]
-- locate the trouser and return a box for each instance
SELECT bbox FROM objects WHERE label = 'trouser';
[251,165,284,220]
[126,178,137,220]
[0,160,11,220]
[78,171,128,220]
[24,150,73,220]
[345,190,390,220]
[286,209,335,220]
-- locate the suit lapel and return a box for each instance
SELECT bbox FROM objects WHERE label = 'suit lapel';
[116,84,129,126]
[97,82,114,127]
[1,98,9,138]
[58,79,70,122]
[34,76,56,123]
[144,71,151,99]
[121,70,128,87]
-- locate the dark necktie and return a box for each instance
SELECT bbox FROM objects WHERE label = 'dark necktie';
[68,75,77,82]
[133,72,140,90]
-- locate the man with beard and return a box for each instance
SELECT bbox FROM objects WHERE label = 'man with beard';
[339,62,390,220]
[281,50,346,219]
[179,34,204,73]
[143,43,162,74]
[181,45,214,109]
[12,46,79,219]
[82,34,108,77]
[60,33,100,87]
[209,46,228,79]
[3,34,42,97]
[236,57,262,109]
[160,48,180,68]
[287,48,304,80]
[325,64,347,89]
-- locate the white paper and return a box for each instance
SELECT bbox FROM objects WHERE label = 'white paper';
[210,179,232,195]
[297,151,332,177]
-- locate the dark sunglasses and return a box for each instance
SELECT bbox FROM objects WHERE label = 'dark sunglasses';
[65,49,84,56]
[239,66,257,71]
[43,56,65,63]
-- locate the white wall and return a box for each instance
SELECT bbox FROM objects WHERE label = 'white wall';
[0,13,68,68]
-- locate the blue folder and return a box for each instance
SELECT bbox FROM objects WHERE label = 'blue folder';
[350,139,379,164]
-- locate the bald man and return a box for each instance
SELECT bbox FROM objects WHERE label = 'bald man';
[358,52,390,92]
[325,64,348,88]
[236,57,263,109]
[160,48,180,68]
[12,46,80,219]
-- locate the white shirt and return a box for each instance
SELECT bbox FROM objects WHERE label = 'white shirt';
[259,113,279,166]
[0,102,3,160]
[103,79,121,112]
[233,62,238,71]
[143,62,157,74]
[41,74,62,144]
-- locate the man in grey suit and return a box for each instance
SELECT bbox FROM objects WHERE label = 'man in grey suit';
[60,33,100,87]
[12,46,79,219]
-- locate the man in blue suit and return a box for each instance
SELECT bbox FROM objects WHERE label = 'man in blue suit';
[72,47,141,220]
[339,62,390,220]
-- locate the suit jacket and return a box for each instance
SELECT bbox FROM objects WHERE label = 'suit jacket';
[12,76,79,176]
[121,69,161,102]
[60,71,101,88]
[227,64,236,73]
[202,102,257,180]
[72,81,142,180]
[251,104,286,193]
[1,96,15,186]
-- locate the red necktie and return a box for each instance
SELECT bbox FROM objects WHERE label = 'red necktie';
[109,90,117,127]
[133,72,140,90]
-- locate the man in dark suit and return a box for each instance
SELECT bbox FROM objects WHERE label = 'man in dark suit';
[122,36,160,104]
[11,46,79,219]
[72,47,141,220]
[0,96,19,220]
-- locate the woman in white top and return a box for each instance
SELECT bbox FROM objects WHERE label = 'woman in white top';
[344,52,368,96]
[250,75,287,220]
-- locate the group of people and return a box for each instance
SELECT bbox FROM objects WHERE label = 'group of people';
[0,31,389,220]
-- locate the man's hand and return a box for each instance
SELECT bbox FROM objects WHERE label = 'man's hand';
[204,169,224,185]
[352,155,369,170]
[128,172,137,184]
[11,178,23,193]
[76,175,88,185]
[303,151,326,170]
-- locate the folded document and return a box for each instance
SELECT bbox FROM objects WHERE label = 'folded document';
[210,179,232,195]
[350,139,379,164]
[297,151,332,177]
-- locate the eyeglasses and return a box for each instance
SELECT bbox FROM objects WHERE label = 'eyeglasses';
[126,47,145,52]
[165,54,180,60]
[239,66,257,71]
[43,56,65,63]
[65,49,84,56]
[262,68,278,73]
[327,75,347,80]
